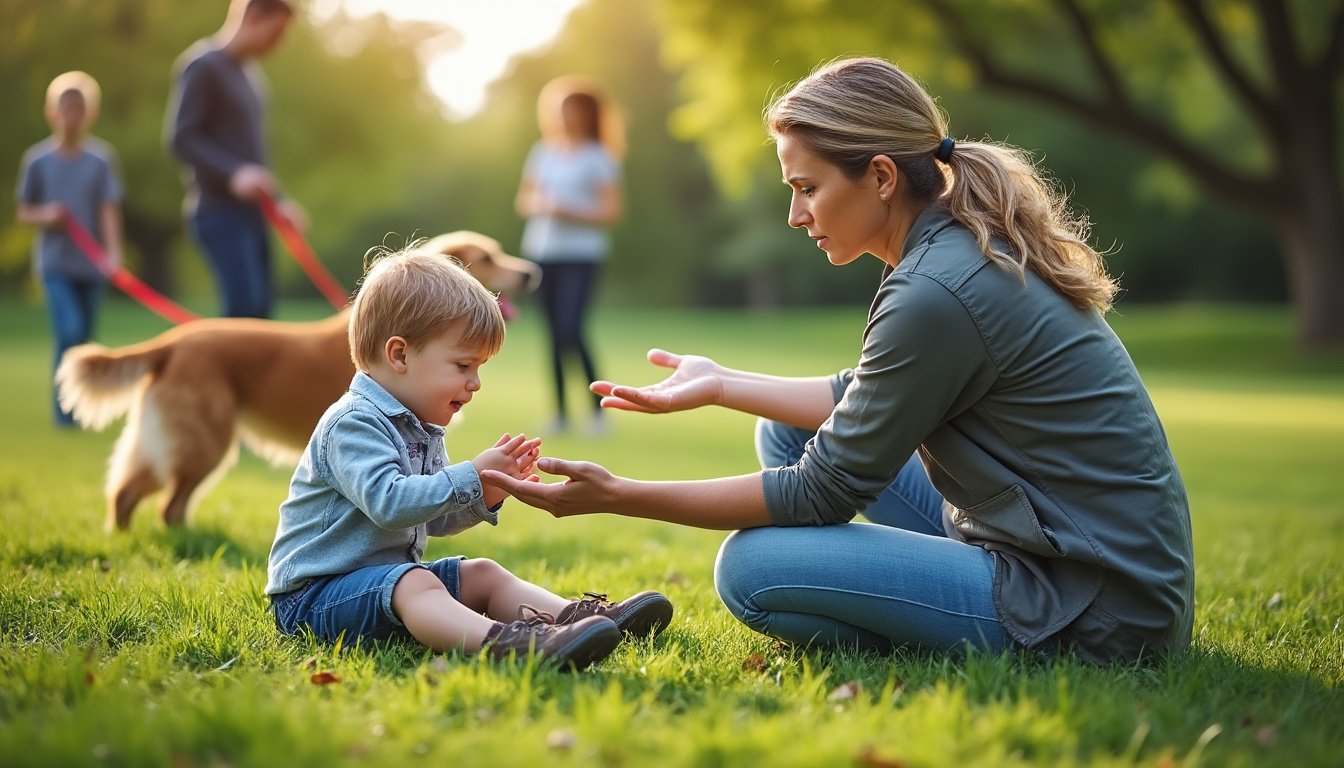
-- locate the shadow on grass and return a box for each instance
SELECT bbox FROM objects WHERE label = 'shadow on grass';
[150,524,265,568]
[5,539,116,571]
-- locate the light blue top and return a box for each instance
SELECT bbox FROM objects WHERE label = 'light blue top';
[519,140,619,262]
[16,136,122,280]
[762,205,1193,663]
[265,372,498,596]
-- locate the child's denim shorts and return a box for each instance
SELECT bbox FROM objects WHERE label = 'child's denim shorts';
[271,557,464,645]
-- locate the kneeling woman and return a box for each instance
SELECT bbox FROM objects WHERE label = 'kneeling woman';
[483,56,1193,665]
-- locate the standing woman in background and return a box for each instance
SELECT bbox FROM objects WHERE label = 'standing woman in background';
[515,76,625,436]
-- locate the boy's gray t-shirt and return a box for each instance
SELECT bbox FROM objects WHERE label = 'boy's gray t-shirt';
[16,136,123,280]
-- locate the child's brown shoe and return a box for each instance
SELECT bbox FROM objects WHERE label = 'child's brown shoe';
[484,611,620,670]
[555,591,674,638]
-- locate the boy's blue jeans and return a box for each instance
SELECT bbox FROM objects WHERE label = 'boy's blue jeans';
[272,557,464,646]
[190,205,273,318]
[44,274,102,426]
[713,419,1014,654]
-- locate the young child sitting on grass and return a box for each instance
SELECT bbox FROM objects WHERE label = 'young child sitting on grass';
[265,244,672,669]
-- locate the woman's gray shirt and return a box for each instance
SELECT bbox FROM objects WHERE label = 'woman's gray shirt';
[761,205,1194,664]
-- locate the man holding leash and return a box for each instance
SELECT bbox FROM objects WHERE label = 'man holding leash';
[166,0,305,319]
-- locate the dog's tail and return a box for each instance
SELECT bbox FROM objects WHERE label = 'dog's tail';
[55,342,171,430]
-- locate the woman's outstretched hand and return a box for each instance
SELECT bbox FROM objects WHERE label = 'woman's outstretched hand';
[589,348,723,414]
[480,457,618,518]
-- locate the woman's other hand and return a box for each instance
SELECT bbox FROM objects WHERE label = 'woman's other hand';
[589,348,724,414]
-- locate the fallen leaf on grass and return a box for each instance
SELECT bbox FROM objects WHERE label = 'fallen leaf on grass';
[309,671,342,685]
[741,653,768,673]
[856,745,906,768]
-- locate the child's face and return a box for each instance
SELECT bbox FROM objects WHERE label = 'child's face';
[48,93,88,142]
[393,326,490,427]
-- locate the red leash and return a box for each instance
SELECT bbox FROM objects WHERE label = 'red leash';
[65,215,199,325]
[257,192,349,310]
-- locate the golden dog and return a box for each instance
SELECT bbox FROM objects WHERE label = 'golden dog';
[56,232,540,531]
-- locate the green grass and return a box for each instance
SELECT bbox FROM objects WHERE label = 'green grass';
[0,298,1341,767]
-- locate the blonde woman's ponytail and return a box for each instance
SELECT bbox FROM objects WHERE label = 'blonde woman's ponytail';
[942,141,1118,312]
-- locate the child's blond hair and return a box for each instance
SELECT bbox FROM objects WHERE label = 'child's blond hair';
[45,71,101,117]
[348,243,505,371]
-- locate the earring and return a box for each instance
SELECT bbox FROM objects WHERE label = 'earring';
[879,193,888,204]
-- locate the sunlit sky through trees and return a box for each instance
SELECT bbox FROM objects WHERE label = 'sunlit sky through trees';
[309,0,585,118]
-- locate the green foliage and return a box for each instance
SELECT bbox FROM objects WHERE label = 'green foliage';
[0,0,1330,311]
[0,300,1342,766]
[656,0,1338,190]
[654,0,1335,304]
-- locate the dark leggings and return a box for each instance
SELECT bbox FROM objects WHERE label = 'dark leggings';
[538,261,602,419]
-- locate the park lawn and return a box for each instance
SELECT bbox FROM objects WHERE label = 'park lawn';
[0,299,1340,767]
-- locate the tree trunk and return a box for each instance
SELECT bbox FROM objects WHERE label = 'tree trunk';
[1276,88,1344,349]
[1277,208,1344,349]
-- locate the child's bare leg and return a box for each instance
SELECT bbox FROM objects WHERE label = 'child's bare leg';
[458,558,568,621]
[392,568,497,652]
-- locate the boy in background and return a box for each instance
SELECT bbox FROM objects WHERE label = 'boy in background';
[16,71,125,428]
[266,245,672,669]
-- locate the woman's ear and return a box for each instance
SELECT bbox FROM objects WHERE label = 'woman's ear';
[384,336,409,373]
[870,153,899,202]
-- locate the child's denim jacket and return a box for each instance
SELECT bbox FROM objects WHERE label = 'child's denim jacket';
[266,372,496,596]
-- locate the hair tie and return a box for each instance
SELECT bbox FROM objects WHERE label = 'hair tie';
[935,137,955,163]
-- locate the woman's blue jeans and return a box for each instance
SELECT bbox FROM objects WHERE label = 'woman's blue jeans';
[713,419,1013,654]
[44,273,102,426]
[190,205,273,318]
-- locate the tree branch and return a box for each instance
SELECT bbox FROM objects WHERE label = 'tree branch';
[984,67,1282,210]
[1167,0,1278,131]
[1255,0,1304,87]
[1053,0,1129,105]
[925,0,1285,212]
[1314,3,1344,79]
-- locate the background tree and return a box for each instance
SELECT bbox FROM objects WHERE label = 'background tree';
[657,0,1344,347]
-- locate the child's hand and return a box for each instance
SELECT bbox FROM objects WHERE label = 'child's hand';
[41,202,68,228]
[473,433,541,508]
